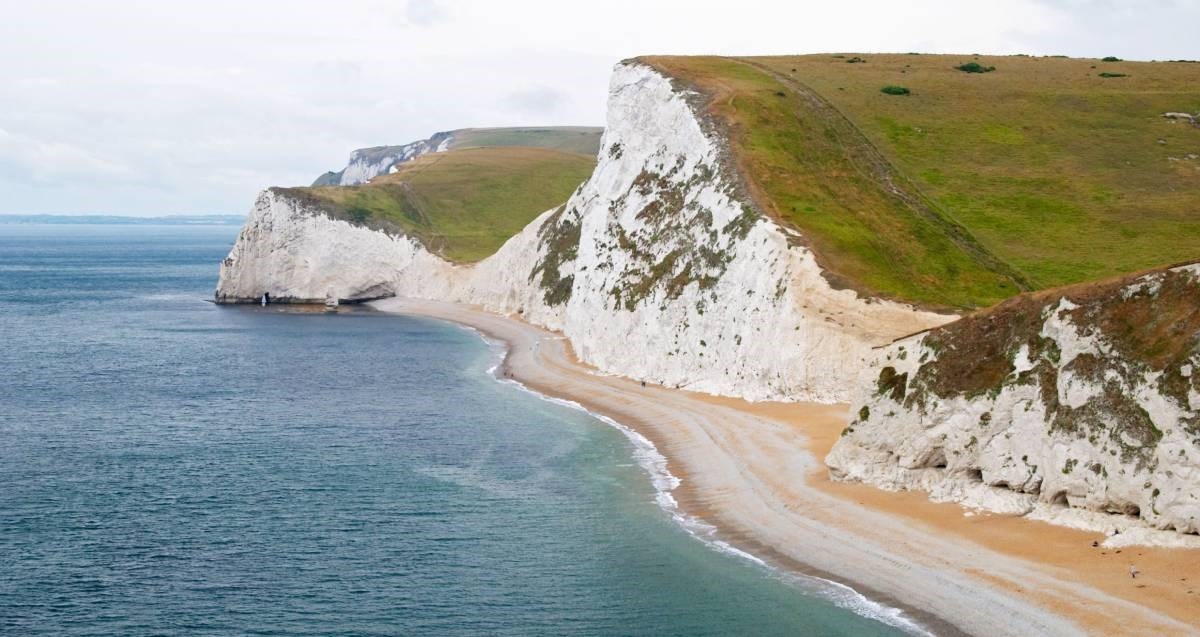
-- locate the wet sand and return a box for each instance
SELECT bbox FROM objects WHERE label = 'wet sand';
[376,297,1200,636]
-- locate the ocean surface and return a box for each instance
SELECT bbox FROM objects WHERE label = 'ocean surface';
[0,223,912,636]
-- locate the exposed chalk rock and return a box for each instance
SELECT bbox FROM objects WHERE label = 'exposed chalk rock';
[828,264,1200,543]
[1163,111,1199,128]
[312,132,453,187]
[217,61,949,403]
[215,187,563,326]
[543,63,949,402]
[217,60,1200,540]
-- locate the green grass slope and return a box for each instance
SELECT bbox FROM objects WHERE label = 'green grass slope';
[449,126,603,156]
[279,146,594,263]
[310,127,602,187]
[643,54,1200,310]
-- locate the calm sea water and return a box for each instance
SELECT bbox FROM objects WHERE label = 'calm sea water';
[0,223,911,636]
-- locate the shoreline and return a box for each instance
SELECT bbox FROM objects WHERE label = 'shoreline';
[470,324,933,636]
[375,297,1200,637]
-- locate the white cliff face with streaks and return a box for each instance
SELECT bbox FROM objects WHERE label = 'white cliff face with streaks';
[827,264,1200,545]
[333,133,452,186]
[217,61,1200,540]
[310,133,454,186]
[216,61,950,403]
[538,63,950,402]
[217,189,433,303]
[215,188,564,326]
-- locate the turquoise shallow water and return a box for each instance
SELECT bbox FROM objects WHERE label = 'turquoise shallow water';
[0,223,911,636]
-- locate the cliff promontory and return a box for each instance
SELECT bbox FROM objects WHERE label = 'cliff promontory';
[218,54,1200,538]
[217,61,951,402]
[829,264,1200,538]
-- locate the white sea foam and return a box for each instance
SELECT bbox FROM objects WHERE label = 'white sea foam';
[460,326,934,637]
[141,292,209,302]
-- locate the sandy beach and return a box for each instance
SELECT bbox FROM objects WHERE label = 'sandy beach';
[375,298,1200,637]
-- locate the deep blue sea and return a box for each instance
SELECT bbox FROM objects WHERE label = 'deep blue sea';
[0,223,912,636]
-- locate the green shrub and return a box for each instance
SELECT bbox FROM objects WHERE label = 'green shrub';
[955,62,996,73]
[1098,72,1128,78]
[1101,56,1122,62]
[846,56,866,64]
[880,85,911,95]
[347,204,372,223]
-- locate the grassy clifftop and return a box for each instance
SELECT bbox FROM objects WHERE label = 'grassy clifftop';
[280,146,595,262]
[643,54,1200,309]
[311,127,602,187]
[449,126,603,156]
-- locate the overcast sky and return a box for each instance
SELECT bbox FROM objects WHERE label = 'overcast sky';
[1,0,1196,216]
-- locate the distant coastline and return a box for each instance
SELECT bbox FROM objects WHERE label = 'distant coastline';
[0,214,245,226]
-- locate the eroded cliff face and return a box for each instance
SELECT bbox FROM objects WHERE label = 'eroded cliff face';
[216,189,430,304]
[827,264,1200,540]
[312,133,452,187]
[215,188,563,325]
[216,62,949,402]
[537,63,949,401]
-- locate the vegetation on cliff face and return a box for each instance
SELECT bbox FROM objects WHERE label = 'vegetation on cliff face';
[604,162,757,312]
[284,146,594,263]
[642,54,1200,309]
[832,264,1200,532]
[893,264,1200,465]
[529,204,581,307]
[641,55,1024,310]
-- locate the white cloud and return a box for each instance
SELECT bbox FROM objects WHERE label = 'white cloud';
[0,0,1193,215]
[503,86,568,115]
[403,0,449,27]
[0,128,140,185]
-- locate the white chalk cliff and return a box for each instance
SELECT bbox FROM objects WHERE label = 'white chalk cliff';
[217,60,1200,540]
[216,61,948,403]
[215,188,561,324]
[828,264,1200,544]
[311,132,452,187]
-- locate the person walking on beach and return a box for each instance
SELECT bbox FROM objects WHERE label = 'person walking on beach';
[1129,564,1139,579]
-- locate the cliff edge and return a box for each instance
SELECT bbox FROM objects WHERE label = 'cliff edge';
[218,54,1200,539]
[217,61,950,403]
[828,263,1200,541]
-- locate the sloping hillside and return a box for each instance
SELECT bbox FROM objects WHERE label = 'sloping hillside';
[312,126,603,186]
[449,126,604,155]
[283,146,595,262]
[218,61,950,402]
[828,261,1200,536]
[218,55,1199,413]
[643,54,1200,309]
